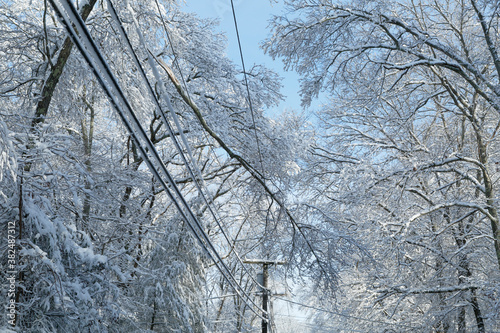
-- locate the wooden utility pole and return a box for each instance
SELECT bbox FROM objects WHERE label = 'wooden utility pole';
[243,259,286,333]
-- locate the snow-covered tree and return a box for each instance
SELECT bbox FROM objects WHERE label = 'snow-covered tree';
[266,0,500,331]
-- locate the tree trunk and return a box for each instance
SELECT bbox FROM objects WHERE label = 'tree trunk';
[32,0,98,129]
[81,94,95,232]
[454,220,485,333]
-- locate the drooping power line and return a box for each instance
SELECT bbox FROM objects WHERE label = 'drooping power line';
[47,0,266,318]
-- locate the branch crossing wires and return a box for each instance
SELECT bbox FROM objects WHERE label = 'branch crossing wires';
[153,0,192,114]
[274,297,417,329]
[230,0,265,175]
[142,0,273,286]
[47,0,265,318]
[106,0,266,291]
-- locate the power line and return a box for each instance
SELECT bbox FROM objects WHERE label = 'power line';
[274,297,416,329]
[230,0,265,175]
[106,1,260,275]
[47,0,265,319]
[45,1,342,330]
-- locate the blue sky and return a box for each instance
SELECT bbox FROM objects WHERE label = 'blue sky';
[181,0,303,117]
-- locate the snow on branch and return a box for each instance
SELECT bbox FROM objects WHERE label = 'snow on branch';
[378,284,480,297]
[409,202,494,223]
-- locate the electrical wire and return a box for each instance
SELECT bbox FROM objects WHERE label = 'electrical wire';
[108,1,270,302]
[229,0,265,175]
[274,296,417,329]
[46,0,347,330]
[107,1,259,273]
[153,0,192,110]
[47,0,266,319]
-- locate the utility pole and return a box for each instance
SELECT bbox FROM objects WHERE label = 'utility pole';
[243,259,286,333]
